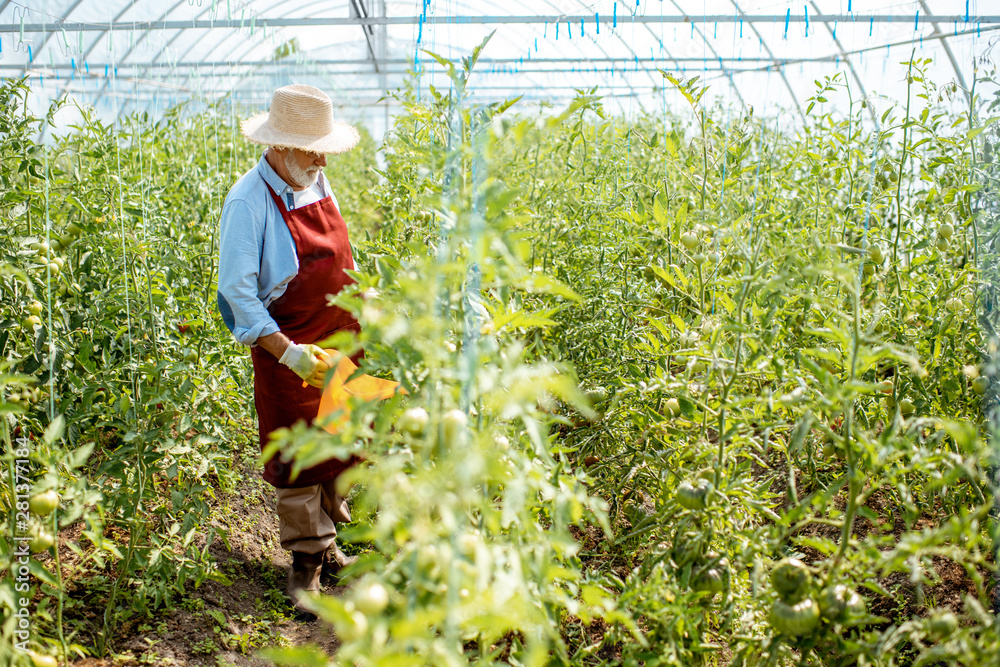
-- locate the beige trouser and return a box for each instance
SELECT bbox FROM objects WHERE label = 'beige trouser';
[274,477,351,554]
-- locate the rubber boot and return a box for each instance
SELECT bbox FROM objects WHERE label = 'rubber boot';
[322,543,359,582]
[287,550,325,620]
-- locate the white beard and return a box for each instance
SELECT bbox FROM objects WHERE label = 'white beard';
[284,151,320,188]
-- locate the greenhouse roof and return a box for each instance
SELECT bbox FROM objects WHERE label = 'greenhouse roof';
[2,0,998,132]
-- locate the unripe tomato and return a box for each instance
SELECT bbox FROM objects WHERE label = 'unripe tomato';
[60,234,74,247]
[398,407,429,436]
[863,264,875,277]
[354,582,389,615]
[26,651,58,667]
[441,409,468,443]
[868,244,884,263]
[898,398,915,416]
[680,232,699,250]
[670,532,705,567]
[937,222,954,240]
[945,297,964,313]
[935,236,949,252]
[183,349,199,363]
[878,380,893,394]
[770,558,811,603]
[692,566,728,596]
[707,252,721,264]
[819,584,864,621]
[53,257,65,270]
[67,222,83,237]
[30,530,54,553]
[585,386,608,405]
[676,478,713,510]
[28,300,43,316]
[29,490,60,516]
[49,239,63,252]
[22,315,42,329]
[769,598,820,636]
[972,376,989,396]
[927,610,958,638]
[693,252,707,264]
[47,262,60,275]
[35,241,50,258]
[664,397,681,417]
[338,609,369,642]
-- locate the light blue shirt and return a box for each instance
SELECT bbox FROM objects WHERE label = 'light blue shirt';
[216,153,347,346]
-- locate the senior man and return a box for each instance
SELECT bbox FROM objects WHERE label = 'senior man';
[216,84,363,617]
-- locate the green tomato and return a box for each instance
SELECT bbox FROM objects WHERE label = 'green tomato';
[354,582,389,615]
[30,530,54,553]
[664,397,681,417]
[49,239,62,252]
[670,532,705,568]
[337,608,369,642]
[585,386,608,406]
[26,651,58,667]
[770,558,812,603]
[935,236,949,252]
[47,262,60,276]
[927,610,958,638]
[67,222,83,237]
[972,376,989,396]
[769,598,821,636]
[183,349,199,363]
[863,263,875,277]
[693,252,708,264]
[937,222,954,240]
[28,490,60,516]
[868,244,884,263]
[691,566,728,596]
[28,300,43,316]
[441,409,468,444]
[60,234,74,247]
[398,407,429,437]
[680,232,699,250]
[676,478,713,510]
[22,315,41,330]
[35,241,50,258]
[707,252,721,264]
[819,584,864,621]
[945,297,964,313]
[898,398,915,416]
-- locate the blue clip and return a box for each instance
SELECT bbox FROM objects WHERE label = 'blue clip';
[965,1,970,23]
[914,11,919,31]
[869,17,874,36]
[804,5,809,37]
[613,3,617,29]
[581,17,584,36]
[28,44,32,61]
[596,13,600,34]
[783,9,790,39]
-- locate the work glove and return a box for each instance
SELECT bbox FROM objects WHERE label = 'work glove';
[279,343,335,388]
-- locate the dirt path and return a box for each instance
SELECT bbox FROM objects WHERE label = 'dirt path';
[78,475,344,667]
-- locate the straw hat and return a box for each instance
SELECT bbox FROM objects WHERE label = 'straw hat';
[241,84,360,154]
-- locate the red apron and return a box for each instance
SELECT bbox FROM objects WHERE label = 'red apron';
[252,178,362,488]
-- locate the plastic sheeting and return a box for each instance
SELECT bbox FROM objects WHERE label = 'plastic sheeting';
[1,0,996,130]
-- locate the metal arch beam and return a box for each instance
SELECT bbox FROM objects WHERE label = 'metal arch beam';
[727,0,802,120]
[807,0,875,124]
[7,15,1000,30]
[917,0,971,105]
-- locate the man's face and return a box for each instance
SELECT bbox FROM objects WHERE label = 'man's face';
[282,148,327,188]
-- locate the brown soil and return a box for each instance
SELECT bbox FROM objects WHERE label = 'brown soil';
[64,475,345,666]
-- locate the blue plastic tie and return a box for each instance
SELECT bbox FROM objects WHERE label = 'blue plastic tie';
[691,23,694,37]
[833,21,837,39]
[568,20,571,39]
[783,9,790,39]
[914,11,919,30]
[714,22,717,38]
[847,0,851,13]
[71,58,76,69]
[965,1,970,22]
[739,19,743,38]
[581,17,584,35]
[613,3,617,28]
[596,13,600,34]
[534,38,538,51]
[105,64,109,77]
[28,44,32,61]
[556,22,559,39]
[804,5,809,37]
[978,22,981,37]
[85,62,89,74]
[869,17,874,36]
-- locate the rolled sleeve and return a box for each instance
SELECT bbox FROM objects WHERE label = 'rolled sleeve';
[217,199,280,346]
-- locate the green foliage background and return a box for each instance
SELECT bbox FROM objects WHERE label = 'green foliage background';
[1,49,999,667]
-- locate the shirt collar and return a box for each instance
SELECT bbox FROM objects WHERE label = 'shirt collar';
[256,151,328,200]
